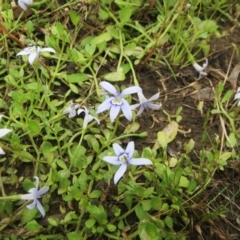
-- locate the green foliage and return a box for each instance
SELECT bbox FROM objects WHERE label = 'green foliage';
[0,0,239,239]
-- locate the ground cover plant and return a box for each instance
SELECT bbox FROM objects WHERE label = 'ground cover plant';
[0,0,240,239]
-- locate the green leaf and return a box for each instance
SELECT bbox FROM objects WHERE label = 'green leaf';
[28,120,41,134]
[157,131,167,149]
[69,83,78,94]
[85,43,96,55]
[103,71,125,81]
[41,141,54,161]
[221,90,233,103]
[142,200,151,211]
[124,122,140,134]
[173,168,182,187]
[67,232,82,240]
[184,139,195,154]
[56,159,68,169]
[179,176,189,188]
[151,197,162,210]
[89,190,102,198]
[26,220,42,231]
[99,9,109,20]
[21,208,38,224]
[119,7,132,25]
[163,121,178,143]
[70,11,80,26]
[90,32,112,45]
[48,217,59,226]
[188,180,198,194]
[85,218,96,228]
[227,133,236,147]
[107,223,116,232]
[123,195,132,210]
[135,204,147,220]
[64,73,89,83]
[164,216,173,229]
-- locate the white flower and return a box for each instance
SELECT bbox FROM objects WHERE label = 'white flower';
[103,141,152,184]
[20,176,49,217]
[18,0,33,10]
[0,116,11,155]
[63,103,80,118]
[96,81,142,122]
[234,87,240,107]
[192,58,208,79]
[131,92,162,115]
[16,46,56,65]
[77,106,100,129]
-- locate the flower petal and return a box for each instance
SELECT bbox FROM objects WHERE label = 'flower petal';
[128,158,152,165]
[137,91,147,103]
[136,106,145,115]
[193,62,203,72]
[109,105,121,122]
[36,200,46,217]
[120,86,142,97]
[148,92,160,102]
[28,52,39,65]
[33,176,39,189]
[202,58,208,69]
[130,103,140,110]
[114,164,127,184]
[16,47,33,56]
[18,0,27,10]
[26,199,36,209]
[126,141,134,159]
[100,81,117,95]
[120,99,132,121]
[112,143,124,156]
[0,147,5,155]
[146,102,162,110]
[0,129,11,138]
[234,92,240,100]
[103,156,121,165]
[200,71,207,76]
[20,193,34,200]
[38,186,50,196]
[39,47,56,54]
[96,97,113,113]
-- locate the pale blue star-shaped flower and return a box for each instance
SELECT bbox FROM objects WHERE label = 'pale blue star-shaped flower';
[17,46,56,65]
[103,141,152,184]
[234,87,240,107]
[96,81,142,122]
[20,176,49,217]
[77,106,100,129]
[131,92,162,115]
[192,58,208,79]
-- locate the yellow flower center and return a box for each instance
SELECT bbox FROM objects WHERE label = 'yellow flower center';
[112,98,122,106]
[29,46,37,53]
[119,153,128,163]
